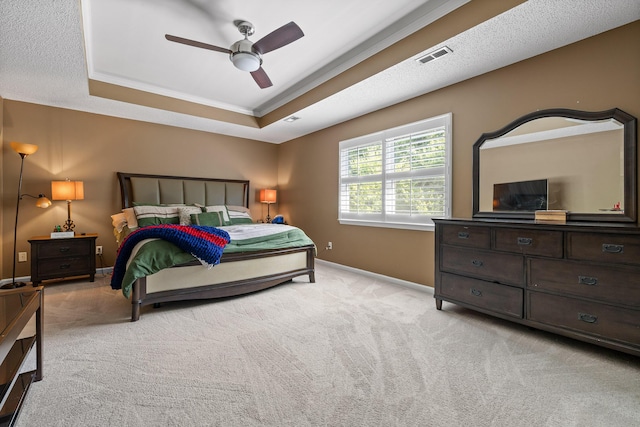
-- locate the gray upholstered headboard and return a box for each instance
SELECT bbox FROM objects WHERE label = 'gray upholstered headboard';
[117,172,249,209]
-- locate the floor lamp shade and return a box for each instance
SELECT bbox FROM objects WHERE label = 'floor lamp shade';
[35,195,52,208]
[11,141,38,156]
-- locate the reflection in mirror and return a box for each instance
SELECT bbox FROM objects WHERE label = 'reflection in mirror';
[473,108,637,223]
[480,117,624,213]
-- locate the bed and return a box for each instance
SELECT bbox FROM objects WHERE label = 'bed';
[111,172,316,321]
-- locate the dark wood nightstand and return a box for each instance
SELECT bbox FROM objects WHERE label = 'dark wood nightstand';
[28,234,97,285]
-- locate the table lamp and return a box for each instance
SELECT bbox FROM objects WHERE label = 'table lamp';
[259,189,277,223]
[51,179,84,232]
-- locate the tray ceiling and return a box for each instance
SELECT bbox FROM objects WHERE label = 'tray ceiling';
[1,0,639,143]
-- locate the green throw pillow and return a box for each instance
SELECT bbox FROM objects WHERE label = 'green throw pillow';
[191,211,226,227]
[133,205,180,227]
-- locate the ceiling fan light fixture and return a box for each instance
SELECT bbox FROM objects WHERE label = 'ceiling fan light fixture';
[167,20,304,88]
[231,52,261,72]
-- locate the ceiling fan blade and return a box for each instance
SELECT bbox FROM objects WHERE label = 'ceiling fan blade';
[165,34,231,54]
[253,22,304,55]
[250,67,273,89]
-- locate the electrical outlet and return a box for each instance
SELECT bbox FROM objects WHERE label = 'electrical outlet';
[96,246,103,255]
[326,241,333,250]
[18,252,27,262]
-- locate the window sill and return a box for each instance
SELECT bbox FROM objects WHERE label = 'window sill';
[338,219,435,231]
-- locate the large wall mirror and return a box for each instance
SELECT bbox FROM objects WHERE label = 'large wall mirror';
[473,108,637,223]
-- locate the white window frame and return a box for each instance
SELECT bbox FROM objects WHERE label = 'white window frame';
[338,113,452,231]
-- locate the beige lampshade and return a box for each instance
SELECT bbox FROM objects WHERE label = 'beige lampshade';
[259,189,277,204]
[51,180,85,201]
[10,141,38,156]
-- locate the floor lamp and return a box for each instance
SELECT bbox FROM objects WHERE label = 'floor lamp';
[1,142,52,290]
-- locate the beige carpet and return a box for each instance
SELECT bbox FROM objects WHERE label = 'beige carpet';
[16,262,640,427]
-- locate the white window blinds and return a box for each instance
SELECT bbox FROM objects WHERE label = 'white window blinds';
[339,113,451,230]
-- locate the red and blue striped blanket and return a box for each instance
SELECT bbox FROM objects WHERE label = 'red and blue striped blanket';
[110,224,230,291]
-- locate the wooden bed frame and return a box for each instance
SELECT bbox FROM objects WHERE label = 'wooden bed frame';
[117,172,315,321]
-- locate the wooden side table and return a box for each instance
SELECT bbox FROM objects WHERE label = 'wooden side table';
[28,234,98,285]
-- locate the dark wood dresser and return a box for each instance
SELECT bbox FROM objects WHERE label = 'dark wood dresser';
[29,234,97,285]
[434,218,640,356]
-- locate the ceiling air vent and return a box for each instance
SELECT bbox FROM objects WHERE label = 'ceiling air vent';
[416,46,452,64]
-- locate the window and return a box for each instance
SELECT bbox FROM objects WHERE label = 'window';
[339,113,452,230]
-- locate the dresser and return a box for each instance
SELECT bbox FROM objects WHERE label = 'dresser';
[434,219,640,356]
[29,234,97,285]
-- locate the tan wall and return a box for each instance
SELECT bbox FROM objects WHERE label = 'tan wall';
[1,105,279,279]
[2,21,639,286]
[277,21,640,288]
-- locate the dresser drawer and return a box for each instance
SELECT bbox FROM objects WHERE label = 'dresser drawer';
[440,273,523,318]
[36,239,91,259]
[494,228,563,257]
[528,292,640,345]
[440,224,490,249]
[37,257,91,278]
[529,258,640,307]
[567,232,640,265]
[441,245,524,286]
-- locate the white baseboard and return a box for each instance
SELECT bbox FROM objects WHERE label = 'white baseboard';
[2,262,430,295]
[315,259,433,294]
[97,267,113,276]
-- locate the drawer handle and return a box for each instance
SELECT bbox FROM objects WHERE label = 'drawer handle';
[470,288,482,297]
[59,247,71,253]
[602,244,623,254]
[578,276,598,286]
[59,264,71,270]
[471,260,484,267]
[578,312,598,324]
[517,237,533,246]
[457,232,470,239]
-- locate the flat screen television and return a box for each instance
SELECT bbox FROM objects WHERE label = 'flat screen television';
[493,179,548,211]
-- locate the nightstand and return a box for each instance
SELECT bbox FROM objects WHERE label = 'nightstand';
[28,234,97,285]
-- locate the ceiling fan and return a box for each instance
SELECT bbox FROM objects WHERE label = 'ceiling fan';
[165,20,304,89]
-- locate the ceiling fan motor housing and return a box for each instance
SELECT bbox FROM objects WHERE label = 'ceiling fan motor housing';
[236,21,255,37]
[229,39,262,72]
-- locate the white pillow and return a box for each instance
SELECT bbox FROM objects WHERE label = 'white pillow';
[226,205,253,224]
[122,207,138,229]
[133,205,181,226]
[110,212,127,233]
[226,205,250,214]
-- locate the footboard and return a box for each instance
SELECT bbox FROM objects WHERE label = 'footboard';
[130,244,315,321]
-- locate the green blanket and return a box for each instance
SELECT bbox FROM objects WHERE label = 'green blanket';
[119,225,315,298]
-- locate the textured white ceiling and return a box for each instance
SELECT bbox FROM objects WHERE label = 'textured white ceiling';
[1,0,639,143]
[84,0,449,115]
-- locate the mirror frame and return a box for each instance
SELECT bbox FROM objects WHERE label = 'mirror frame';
[472,108,637,223]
